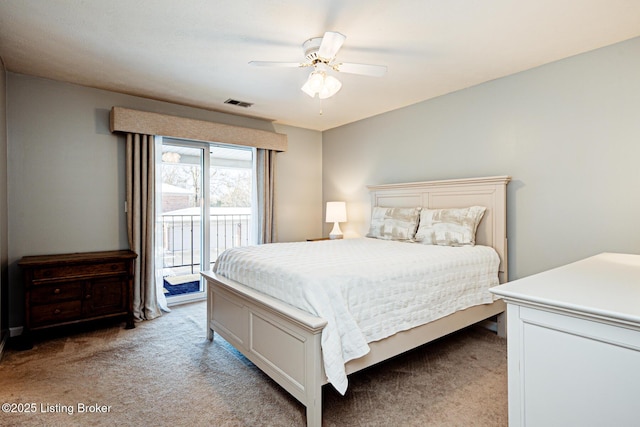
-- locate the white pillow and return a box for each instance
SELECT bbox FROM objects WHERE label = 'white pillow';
[366,206,421,241]
[415,206,486,246]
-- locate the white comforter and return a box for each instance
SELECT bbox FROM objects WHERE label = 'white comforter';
[213,237,499,395]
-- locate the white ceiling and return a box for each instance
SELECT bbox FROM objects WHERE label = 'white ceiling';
[1,1,639,131]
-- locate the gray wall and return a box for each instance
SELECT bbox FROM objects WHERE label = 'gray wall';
[6,37,640,329]
[0,58,7,348]
[273,124,323,241]
[6,73,322,329]
[323,37,640,280]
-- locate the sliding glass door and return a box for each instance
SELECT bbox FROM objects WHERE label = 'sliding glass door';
[157,138,253,305]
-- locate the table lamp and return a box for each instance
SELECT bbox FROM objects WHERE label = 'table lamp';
[326,201,347,239]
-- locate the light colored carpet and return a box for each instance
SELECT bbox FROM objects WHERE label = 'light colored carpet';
[0,301,507,426]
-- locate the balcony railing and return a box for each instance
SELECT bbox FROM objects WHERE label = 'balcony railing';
[160,213,251,274]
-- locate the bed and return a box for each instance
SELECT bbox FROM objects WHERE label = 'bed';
[202,175,510,427]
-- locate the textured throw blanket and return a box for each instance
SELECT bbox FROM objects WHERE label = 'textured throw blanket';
[214,237,499,394]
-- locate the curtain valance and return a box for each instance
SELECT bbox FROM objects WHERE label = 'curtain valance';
[110,107,287,152]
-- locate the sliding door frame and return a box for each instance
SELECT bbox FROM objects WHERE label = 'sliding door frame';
[160,138,210,306]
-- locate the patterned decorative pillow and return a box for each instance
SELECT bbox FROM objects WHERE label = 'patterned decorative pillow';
[415,206,486,246]
[366,207,421,241]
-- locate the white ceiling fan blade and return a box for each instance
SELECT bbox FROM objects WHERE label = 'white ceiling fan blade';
[249,61,305,68]
[318,31,346,60]
[335,62,387,77]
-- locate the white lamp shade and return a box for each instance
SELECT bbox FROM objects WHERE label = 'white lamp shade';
[319,75,342,99]
[326,201,347,223]
[301,71,342,99]
[301,71,324,97]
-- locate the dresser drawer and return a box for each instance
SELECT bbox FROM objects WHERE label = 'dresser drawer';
[32,261,128,281]
[30,301,82,327]
[30,282,83,305]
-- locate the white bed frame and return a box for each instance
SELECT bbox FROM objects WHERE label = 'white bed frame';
[203,175,511,427]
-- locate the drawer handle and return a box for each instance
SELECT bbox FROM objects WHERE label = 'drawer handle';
[85,294,92,300]
[54,308,61,315]
[53,288,61,294]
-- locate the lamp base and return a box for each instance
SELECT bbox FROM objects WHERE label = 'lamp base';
[329,222,343,240]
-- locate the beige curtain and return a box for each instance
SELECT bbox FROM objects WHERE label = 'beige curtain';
[126,133,163,321]
[255,148,277,244]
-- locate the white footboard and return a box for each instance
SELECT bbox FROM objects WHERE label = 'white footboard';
[204,269,505,426]
[203,271,327,427]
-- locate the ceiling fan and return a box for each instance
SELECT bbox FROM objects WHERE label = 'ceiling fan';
[249,31,387,99]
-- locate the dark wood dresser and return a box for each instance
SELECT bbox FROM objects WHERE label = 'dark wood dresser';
[19,250,137,335]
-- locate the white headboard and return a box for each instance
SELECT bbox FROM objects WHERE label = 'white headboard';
[367,176,511,283]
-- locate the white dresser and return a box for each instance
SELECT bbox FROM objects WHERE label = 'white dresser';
[491,253,640,427]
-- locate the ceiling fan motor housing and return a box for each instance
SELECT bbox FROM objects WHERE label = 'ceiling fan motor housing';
[303,37,324,62]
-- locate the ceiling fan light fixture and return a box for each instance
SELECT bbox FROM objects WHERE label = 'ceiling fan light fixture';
[301,70,325,96]
[301,70,342,99]
[252,31,385,103]
[319,75,342,99]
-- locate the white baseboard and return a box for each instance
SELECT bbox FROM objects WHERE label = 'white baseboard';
[9,326,23,337]
[0,331,7,362]
[478,318,498,333]
[0,329,9,361]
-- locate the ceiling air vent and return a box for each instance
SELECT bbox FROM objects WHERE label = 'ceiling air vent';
[224,98,253,108]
